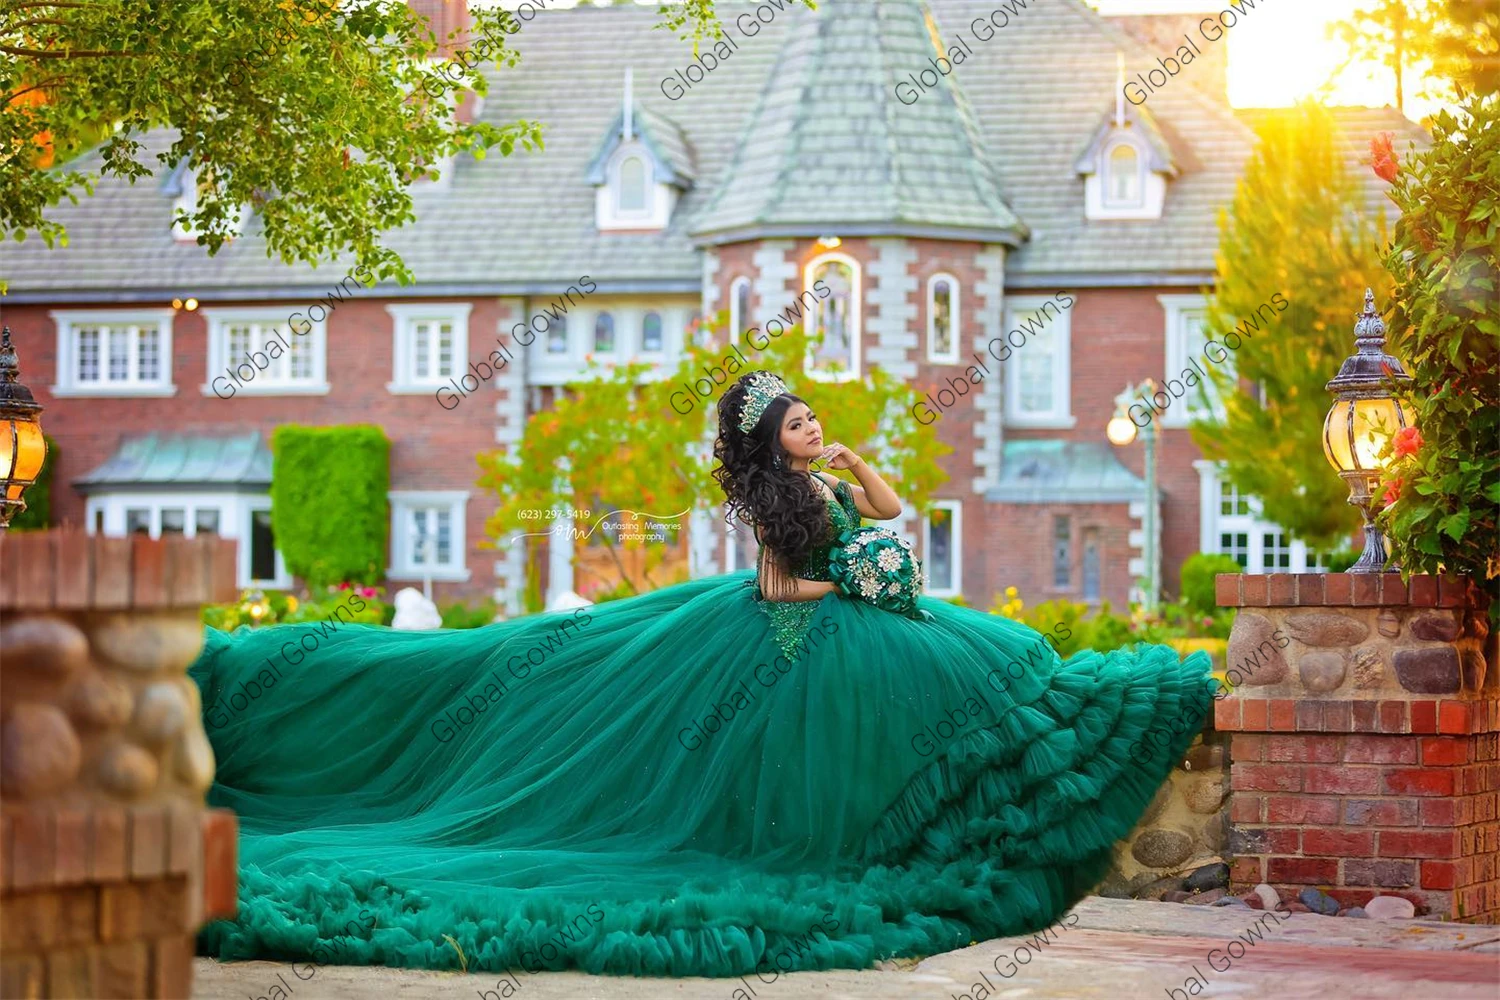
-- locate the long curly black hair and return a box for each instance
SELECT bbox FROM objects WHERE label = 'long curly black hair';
[712,373,830,588]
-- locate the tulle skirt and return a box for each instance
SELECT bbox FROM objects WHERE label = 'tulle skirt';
[190,570,1211,978]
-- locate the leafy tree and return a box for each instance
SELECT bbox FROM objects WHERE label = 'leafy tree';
[1191,102,1390,549]
[1,0,793,282]
[476,319,951,595]
[1375,95,1499,617]
[1329,0,1500,112]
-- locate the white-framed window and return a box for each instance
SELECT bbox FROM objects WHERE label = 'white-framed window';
[641,311,664,354]
[926,273,960,364]
[200,307,329,397]
[1195,461,1329,573]
[1160,294,1226,427]
[804,253,860,382]
[1002,296,1073,428]
[389,490,469,581]
[729,277,751,345]
[1104,140,1143,208]
[386,303,473,393]
[1081,132,1167,221]
[50,310,176,397]
[545,313,570,356]
[593,312,616,355]
[723,516,755,573]
[1081,526,1102,602]
[595,141,675,231]
[922,500,962,597]
[84,492,288,588]
[172,163,246,242]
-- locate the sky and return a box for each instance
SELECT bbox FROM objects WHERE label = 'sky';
[1082,0,1441,117]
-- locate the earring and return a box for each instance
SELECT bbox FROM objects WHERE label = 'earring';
[773,452,784,469]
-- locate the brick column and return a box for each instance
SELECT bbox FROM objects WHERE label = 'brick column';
[0,532,241,997]
[1215,572,1498,922]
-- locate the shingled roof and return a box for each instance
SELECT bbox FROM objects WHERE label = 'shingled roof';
[688,0,1024,246]
[0,0,1423,301]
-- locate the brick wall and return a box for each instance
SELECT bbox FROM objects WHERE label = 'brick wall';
[0,533,241,996]
[8,298,505,601]
[1216,572,1499,922]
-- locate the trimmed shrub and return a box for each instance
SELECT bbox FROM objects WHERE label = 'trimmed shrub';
[440,598,499,629]
[1179,553,1244,615]
[269,425,389,589]
[10,434,56,531]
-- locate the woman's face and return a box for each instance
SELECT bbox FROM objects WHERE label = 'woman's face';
[777,401,823,461]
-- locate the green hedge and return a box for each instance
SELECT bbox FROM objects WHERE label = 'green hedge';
[11,434,57,531]
[269,425,389,588]
[1179,553,1244,616]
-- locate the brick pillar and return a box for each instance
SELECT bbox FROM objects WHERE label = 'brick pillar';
[1214,571,1498,922]
[0,532,241,997]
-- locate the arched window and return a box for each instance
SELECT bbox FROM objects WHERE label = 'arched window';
[927,273,959,363]
[729,277,751,344]
[1105,142,1142,207]
[617,156,647,214]
[593,312,615,353]
[804,254,860,381]
[641,312,663,353]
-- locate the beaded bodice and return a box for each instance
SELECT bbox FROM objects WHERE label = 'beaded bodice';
[754,479,860,658]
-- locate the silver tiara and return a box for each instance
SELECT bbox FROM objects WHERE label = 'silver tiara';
[737,371,789,433]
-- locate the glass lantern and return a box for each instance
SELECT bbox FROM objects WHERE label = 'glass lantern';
[0,326,48,529]
[1322,290,1412,573]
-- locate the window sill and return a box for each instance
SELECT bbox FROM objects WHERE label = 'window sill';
[386,382,457,396]
[926,353,962,366]
[387,566,472,583]
[1004,415,1078,430]
[199,382,331,397]
[51,384,178,398]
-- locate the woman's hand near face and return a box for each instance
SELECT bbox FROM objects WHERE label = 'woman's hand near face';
[815,444,902,521]
[818,443,861,471]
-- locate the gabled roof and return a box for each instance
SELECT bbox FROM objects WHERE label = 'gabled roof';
[0,1,1424,300]
[584,101,696,189]
[75,432,272,491]
[688,0,1025,246]
[1074,102,1181,178]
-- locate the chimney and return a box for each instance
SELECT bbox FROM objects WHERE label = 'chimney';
[1107,13,1229,103]
[409,0,478,123]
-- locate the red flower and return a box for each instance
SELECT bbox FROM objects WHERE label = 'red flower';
[1382,476,1404,507]
[1393,426,1423,460]
[359,587,378,599]
[1371,132,1398,183]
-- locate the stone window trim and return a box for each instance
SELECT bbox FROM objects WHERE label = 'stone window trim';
[926,272,961,365]
[922,499,963,598]
[803,251,862,384]
[389,489,471,582]
[198,305,330,397]
[50,308,178,398]
[1001,295,1075,429]
[386,302,473,394]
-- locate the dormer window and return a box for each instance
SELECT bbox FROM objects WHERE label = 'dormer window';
[1105,142,1143,208]
[170,162,245,242]
[586,74,695,233]
[1074,104,1178,221]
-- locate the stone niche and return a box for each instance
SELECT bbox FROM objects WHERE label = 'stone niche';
[1214,572,1498,923]
[0,531,240,998]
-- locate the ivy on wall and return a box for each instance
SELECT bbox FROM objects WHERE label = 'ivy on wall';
[11,434,57,532]
[269,425,389,588]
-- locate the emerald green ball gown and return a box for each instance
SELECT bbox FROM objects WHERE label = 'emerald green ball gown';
[190,481,1213,979]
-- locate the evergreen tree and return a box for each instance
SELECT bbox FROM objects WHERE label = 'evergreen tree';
[1191,102,1391,549]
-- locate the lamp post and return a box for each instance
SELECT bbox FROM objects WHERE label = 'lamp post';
[0,326,48,530]
[1322,289,1413,573]
[1107,380,1160,612]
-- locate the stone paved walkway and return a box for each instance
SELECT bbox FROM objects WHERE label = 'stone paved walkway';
[193,896,1500,999]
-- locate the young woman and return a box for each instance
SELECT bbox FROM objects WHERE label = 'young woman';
[191,369,1212,981]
